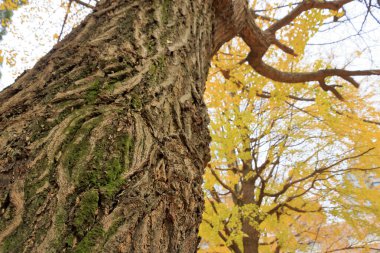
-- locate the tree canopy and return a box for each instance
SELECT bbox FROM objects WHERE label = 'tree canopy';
[199,1,380,252]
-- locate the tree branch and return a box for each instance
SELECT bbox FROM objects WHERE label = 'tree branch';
[326,245,380,252]
[256,91,316,102]
[215,0,380,96]
[206,196,243,253]
[267,0,353,33]
[72,0,95,9]
[246,55,380,100]
[58,0,73,42]
[210,169,239,200]
[265,147,374,199]
[283,203,321,213]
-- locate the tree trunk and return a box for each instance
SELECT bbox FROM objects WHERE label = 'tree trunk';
[241,160,260,253]
[0,0,213,252]
[242,222,260,253]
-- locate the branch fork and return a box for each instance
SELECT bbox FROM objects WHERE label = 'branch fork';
[212,0,380,100]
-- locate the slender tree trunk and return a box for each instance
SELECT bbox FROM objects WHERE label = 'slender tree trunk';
[242,222,260,253]
[0,0,213,252]
[241,160,261,253]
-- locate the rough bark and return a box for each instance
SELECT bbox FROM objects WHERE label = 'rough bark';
[0,0,213,252]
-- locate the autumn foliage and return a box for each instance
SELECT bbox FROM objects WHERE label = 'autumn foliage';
[199,4,380,253]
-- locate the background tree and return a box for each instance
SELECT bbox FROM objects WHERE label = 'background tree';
[199,6,380,253]
[199,41,380,252]
[1,0,380,252]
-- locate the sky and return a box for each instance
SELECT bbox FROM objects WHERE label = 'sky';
[0,0,379,97]
[0,0,92,90]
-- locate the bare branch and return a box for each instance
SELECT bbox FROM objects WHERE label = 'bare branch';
[326,245,380,252]
[214,0,380,97]
[273,40,298,56]
[246,55,380,100]
[332,108,380,126]
[265,147,375,200]
[256,90,316,102]
[58,0,73,42]
[72,0,95,9]
[267,0,353,33]
[210,169,239,200]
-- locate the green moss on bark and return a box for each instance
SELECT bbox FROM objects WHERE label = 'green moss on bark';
[161,0,171,24]
[78,134,132,195]
[131,95,142,110]
[85,79,101,104]
[73,225,104,253]
[105,217,125,240]
[48,207,70,250]
[146,56,167,87]
[1,224,29,253]
[73,189,99,238]
[63,115,102,176]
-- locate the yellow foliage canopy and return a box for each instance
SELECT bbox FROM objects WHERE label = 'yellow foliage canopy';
[200,3,380,253]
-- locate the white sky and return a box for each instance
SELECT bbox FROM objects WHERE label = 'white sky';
[0,0,379,97]
[0,0,92,90]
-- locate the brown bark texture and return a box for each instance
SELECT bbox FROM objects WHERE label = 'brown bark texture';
[0,0,213,252]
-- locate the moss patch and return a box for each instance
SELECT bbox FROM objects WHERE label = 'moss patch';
[62,115,101,176]
[105,217,125,240]
[73,225,104,253]
[1,224,29,253]
[24,157,49,200]
[66,234,75,248]
[131,94,142,110]
[77,134,132,195]
[48,207,69,250]
[161,0,171,25]
[73,189,99,238]
[146,56,167,87]
[85,79,101,104]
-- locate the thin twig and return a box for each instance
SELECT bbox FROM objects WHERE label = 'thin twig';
[58,0,73,42]
[72,0,95,9]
